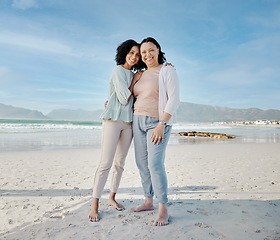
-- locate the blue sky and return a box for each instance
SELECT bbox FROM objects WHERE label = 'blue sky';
[0,0,279,114]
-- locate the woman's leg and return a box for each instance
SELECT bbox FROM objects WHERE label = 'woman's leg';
[154,203,169,226]
[89,120,122,222]
[92,120,123,198]
[109,122,133,210]
[147,125,171,226]
[130,116,155,212]
[89,198,100,222]
[147,125,171,204]
[132,115,154,198]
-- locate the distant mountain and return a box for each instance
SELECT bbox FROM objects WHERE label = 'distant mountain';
[0,103,48,120]
[1,102,280,122]
[177,102,280,122]
[47,109,103,121]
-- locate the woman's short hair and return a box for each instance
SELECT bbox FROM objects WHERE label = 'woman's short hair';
[140,37,166,65]
[115,39,145,71]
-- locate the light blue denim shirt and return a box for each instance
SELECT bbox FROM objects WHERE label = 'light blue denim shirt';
[100,65,134,122]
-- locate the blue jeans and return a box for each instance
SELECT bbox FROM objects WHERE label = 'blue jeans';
[133,115,171,203]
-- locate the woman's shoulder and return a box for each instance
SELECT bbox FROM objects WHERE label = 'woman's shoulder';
[112,65,123,72]
[115,65,133,74]
[111,65,127,77]
[160,64,176,76]
[163,64,176,71]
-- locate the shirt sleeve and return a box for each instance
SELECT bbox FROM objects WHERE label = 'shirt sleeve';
[164,67,180,115]
[111,67,132,105]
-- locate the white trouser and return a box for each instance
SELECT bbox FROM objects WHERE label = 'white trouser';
[92,120,132,198]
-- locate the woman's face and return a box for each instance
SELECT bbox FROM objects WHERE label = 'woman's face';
[140,42,159,68]
[125,46,140,68]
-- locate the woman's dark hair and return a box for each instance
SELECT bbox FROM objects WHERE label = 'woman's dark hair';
[115,39,145,71]
[140,37,166,65]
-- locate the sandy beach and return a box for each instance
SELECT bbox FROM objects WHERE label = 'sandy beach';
[0,142,280,240]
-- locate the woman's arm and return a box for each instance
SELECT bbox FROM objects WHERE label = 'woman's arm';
[163,67,180,116]
[111,68,134,105]
[127,71,143,101]
[151,111,171,144]
[151,67,180,145]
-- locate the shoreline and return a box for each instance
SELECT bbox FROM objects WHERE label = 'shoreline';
[1,143,280,239]
[1,121,280,153]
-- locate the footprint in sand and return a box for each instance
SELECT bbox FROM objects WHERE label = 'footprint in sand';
[195,222,212,228]
[195,222,226,238]
[187,208,210,216]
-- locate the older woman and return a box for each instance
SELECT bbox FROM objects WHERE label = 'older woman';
[131,37,180,226]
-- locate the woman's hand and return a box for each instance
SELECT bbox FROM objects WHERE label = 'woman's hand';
[132,71,143,84]
[129,71,143,94]
[164,62,175,69]
[151,124,165,145]
[104,100,108,109]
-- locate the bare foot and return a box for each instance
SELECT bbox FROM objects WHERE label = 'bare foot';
[108,192,124,211]
[130,197,154,212]
[108,198,124,211]
[154,203,169,226]
[89,198,99,222]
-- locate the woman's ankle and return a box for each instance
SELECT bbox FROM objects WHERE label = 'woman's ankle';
[144,197,153,205]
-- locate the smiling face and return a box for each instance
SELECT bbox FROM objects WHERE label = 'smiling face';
[140,42,160,69]
[123,46,140,69]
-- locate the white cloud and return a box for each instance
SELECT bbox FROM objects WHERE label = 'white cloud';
[0,66,24,84]
[0,66,10,77]
[237,36,280,60]
[0,31,80,57]
[12,0,38,10]
[38,88,104,96]
[247,8,280,28]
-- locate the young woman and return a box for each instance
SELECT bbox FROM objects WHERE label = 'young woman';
[89,39,144,222]
[130,37,180,226]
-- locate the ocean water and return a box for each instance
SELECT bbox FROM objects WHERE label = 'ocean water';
[0,119,280,153]
[0,119,102,153]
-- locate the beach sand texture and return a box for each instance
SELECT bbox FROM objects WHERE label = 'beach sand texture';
[0,143,280,240]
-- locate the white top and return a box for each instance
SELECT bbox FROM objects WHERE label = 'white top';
[100,66,134,122]
[158,65,180,125]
